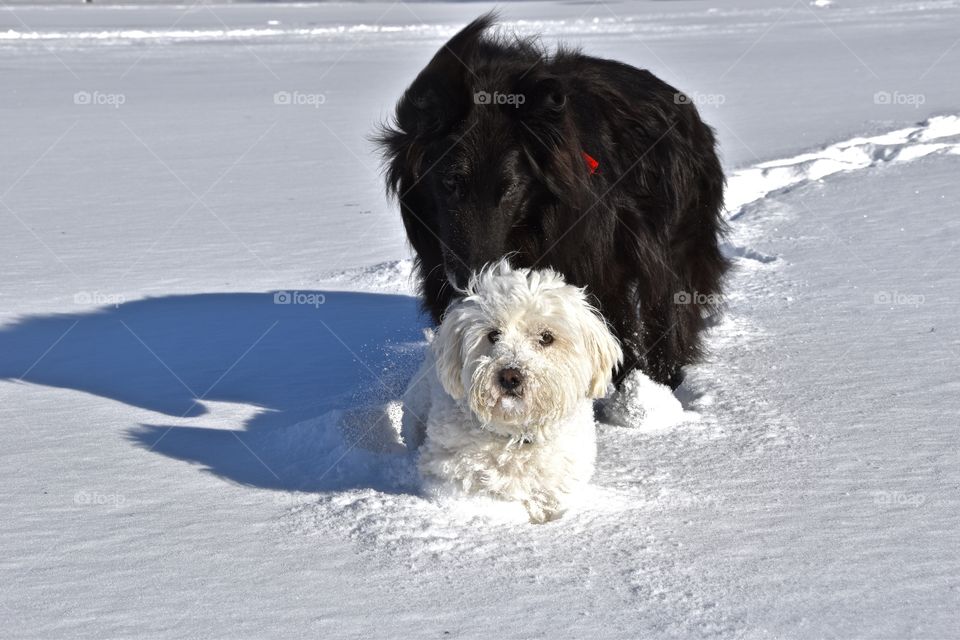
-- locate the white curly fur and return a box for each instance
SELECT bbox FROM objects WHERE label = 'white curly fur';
[401,260,622,523]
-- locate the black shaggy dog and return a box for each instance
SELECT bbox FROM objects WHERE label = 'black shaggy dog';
[377,14,727,389]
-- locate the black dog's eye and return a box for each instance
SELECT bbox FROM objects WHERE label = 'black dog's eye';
[499,179,520,202]
[487,330,501,344]
[442,174,463,197]
[539,332,555,346]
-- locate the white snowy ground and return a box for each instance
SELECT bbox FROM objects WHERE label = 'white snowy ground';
[2,1,959,637]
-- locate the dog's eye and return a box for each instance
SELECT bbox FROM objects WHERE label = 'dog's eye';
[539,332,555,346]
[442,174,464,198]
[487,330,501,344]
[498,178,520,202]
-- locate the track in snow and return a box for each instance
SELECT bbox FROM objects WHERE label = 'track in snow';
[280,114,960,548]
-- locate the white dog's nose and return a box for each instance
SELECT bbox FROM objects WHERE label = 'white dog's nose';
[498,368,524,391]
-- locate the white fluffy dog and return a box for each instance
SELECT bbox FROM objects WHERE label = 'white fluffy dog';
[401,260,623,523]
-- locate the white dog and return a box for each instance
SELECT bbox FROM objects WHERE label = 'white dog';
[401,260,623,523]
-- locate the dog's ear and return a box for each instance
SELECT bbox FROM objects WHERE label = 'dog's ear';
[515,76,568,147]
[578,304,624,398]
[520,76,567,115]
[432,303,469,399]
[394,13,493,140]
[512,75,582,197]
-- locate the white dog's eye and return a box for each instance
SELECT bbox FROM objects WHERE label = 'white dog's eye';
[487,330,501,344]
[539,331,555,346]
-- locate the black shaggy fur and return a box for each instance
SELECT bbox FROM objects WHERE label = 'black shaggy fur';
[376,13,728,389]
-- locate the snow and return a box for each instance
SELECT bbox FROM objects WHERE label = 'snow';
[2,0,960,637]
[599,371,697,433]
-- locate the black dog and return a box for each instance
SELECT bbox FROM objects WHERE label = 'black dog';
[377,13,727,389]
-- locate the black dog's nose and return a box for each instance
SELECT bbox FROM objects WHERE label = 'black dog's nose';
[498,368,523,391]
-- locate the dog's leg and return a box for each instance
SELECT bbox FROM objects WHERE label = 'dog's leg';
[599,293,647,388]
[400,354,434,450]
[639,297,683,388]
[606,285,682,389]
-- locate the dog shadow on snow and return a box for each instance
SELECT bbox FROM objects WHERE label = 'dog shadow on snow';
[0,291,429,495]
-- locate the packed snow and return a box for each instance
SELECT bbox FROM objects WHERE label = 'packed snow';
[1,1,959,637]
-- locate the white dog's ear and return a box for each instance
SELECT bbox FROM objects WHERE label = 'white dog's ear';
[580,307,623,398]
[432,304,467,399]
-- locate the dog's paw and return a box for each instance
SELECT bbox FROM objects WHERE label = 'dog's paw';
[524,498,565,524]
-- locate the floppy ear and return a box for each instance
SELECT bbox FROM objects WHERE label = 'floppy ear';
[432,304,469,399]
[375,13,493,197]
[393,13,493,141]
[515,76,568,146]
[374,15,494,321]
[513,75,582,197]
[579,305,623,399]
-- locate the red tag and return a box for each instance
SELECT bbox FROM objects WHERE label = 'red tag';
[581,151,599,175]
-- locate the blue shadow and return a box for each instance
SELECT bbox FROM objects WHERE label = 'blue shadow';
[0,291,429,493]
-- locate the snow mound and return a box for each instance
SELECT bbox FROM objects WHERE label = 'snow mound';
[273,370,666,553]
[283,480,644,560]
[318,259,417,295]
[598,371,699,433]
[726,114,960,219]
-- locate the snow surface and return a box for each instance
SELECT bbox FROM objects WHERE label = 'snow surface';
[2,1,959,637]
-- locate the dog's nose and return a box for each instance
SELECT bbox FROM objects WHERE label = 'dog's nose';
[498,368,524,391]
